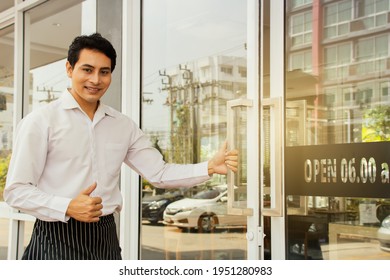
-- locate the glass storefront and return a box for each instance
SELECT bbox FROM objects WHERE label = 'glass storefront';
[0,218,9,259]
[16,2,83,255]
[0,0,84,259]
[0,1,13,12]
[0,24,14,203]
[141,0,249,260]
[25,3,82,112]
[1,0,389,260]
[0,24,14,260]
[285,0,390,260]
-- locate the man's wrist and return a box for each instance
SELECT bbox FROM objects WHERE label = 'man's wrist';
[208,160,215,175]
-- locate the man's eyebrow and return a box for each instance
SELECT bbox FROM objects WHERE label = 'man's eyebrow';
[81,64,95,68]
[81,64,111,70]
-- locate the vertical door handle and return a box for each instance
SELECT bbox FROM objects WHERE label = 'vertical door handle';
[262,97,283,217]
[227,98,253,216]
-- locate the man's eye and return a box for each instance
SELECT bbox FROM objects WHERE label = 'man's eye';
[101,70,110,75]
[83,68,92,73]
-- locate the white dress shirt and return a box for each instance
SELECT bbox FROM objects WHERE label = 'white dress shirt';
[4,90,210,222]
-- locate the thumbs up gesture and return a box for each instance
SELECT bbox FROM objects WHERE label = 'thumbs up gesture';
[208,140,239,175]
[66,182,103,222]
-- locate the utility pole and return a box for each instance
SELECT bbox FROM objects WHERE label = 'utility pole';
[179,64,198,163]
[36,87,61,103]
[142,92,154,104]
[159,70,174,163]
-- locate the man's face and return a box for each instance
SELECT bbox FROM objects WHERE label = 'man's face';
[66,48,112,109]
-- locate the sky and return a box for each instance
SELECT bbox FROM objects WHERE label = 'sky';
[141,0,247,132]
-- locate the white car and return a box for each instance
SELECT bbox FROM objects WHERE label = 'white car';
[163,185,246,233]
[378,215,390,252]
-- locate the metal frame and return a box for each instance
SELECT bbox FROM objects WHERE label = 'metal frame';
[120,0,142,260]
[245,0,286,260]
[266,0,286,259]
[261,96,283,217]
[244,0,261,260]
[226,98,254,217]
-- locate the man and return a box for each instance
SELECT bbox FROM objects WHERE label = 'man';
[4,33,238,260]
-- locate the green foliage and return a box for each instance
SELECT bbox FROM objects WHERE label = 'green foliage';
[0,152,11,201]
[362,106,390,142]
[171,105,192,164]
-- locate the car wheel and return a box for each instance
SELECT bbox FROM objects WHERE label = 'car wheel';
[197,214,218,233]
[149,219,159,225]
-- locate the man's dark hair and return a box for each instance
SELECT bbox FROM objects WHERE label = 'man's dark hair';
[67,33,117,72]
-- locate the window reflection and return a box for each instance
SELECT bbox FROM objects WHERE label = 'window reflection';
[285,0,390,260]
[141,0,248,260]
[0,2,83,260]
[0,218,9,259]
[25,4,81,113]
[0,1,14,11]
[0,25,14,203]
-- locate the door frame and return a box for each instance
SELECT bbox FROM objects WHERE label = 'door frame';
[245,0,261,260]
[246,0,286,260]
[120,0,142,260]
[121,0,287,260]
[265,0,286,260]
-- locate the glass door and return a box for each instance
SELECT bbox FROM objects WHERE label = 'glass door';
[284,0,390,260]
[140,0,257,260]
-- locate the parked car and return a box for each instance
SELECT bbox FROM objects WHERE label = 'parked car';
[163,185,246,233]
[142,191,184,224]
[378,214,390,252]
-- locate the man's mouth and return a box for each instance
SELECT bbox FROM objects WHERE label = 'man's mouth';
[85,86,101,93]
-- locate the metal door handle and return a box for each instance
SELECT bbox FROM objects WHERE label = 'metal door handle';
[227,98,253,216]
[262,97,283,217]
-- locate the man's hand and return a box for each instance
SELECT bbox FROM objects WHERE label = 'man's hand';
[208,140,238,175]
[66,182,103,222]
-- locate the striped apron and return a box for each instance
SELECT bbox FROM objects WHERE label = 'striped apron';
[22,214,122,260]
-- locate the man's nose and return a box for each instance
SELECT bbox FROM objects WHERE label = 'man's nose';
[90,72,100,84]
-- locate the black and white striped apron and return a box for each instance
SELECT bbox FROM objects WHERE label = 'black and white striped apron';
[22,214,122,260]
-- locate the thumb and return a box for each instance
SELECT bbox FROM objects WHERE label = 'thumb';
[81,182,97,196]
[219,140,228,153]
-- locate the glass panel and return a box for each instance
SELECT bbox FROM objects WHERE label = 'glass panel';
[231,105,248,208]
[25,4,82,113]
[324,1,352,39]
[23,221,34,252]
[285,0,390,260]
[0,25,13,202]
[0,25,14,260]
[0,218,9,259]
[0,1,14,11]
[291,0,313,9]
[141,0,248,260]
[7,2,83,258]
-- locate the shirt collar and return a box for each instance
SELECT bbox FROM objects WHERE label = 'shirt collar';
[61,89,116,118]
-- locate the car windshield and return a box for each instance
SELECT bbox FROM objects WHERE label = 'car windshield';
[192,189,220,199]
[142,190,181,202]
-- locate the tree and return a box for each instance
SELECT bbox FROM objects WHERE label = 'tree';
[362,106,390,142]
[170,104,192,164]
[0,152,11,201]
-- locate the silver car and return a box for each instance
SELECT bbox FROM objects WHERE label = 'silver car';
[163,185,246,233]
[378,215,390,252]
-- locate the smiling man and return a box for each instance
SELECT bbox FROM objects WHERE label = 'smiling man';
[4,33,238,260]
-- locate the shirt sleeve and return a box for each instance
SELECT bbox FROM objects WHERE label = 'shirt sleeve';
[4,114,72,222]
[123,122,211,189]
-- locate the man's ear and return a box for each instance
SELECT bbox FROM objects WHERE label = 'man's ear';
[66,61,73,78]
